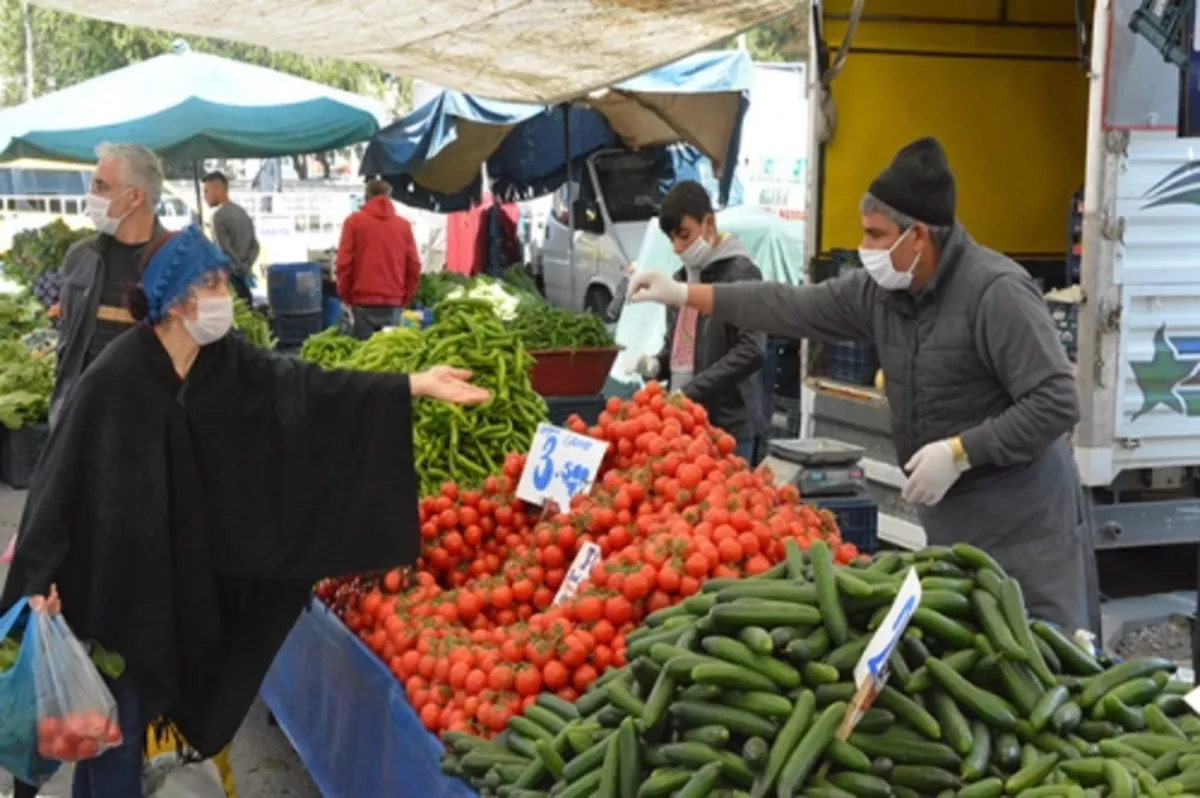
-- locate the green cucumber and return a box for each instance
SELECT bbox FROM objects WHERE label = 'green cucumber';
[926,657,1019,731]
[739,626,774,656]
[1030,622,1103,676]
[998,578,1057,686]
[776,701,847,796]
[710,599,822,629]
[1103,758,1136,798]
[714,582,817,603]
[636,768,692,798]
[804,661,842,686]
[642,668,676,732]
[1143,704,1187,740]
[921,590,973,617]
[721,691,793,718]
[826,738,873,772]
[876,685,944,740]
[536,693,581,721]
[1029,685,1070,732]
[825,637,871,672]
[682,724,731,747]
[929,690,974,756]
[912,608,977,650]
[701,636,802,689]
[891,764,960,793]
[562,731,613,780]
[757,689,815,797]
[971,590,1028,661]
[668,701,778,739]
[811,540,850,645]
[960,721,991,780]
[847,733,960,769]
[906,649,980,694]
[617,718,639,798]
[1004,752,1059,794]
[957,776,1004,798]
[742,736,770,771]
[829,771,893,798]
[676,761,721,798]
[1049,702,1082,734]
[691,661,780,693]
[951,542,1007,575]
[992,731,1021,772]
[996,659,1045,718]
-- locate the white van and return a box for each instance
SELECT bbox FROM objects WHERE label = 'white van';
[0,159,194,252]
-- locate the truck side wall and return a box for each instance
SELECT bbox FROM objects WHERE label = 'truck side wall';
[818,0,1088,254]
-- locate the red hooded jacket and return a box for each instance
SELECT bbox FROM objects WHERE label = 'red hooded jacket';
[336,195,422,307]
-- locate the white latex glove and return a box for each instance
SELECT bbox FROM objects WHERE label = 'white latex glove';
[626,270,688,308]
[901,440,968,506]
[633,355,660,379]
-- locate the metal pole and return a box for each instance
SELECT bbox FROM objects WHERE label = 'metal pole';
[193,161,204,226]
[21,0,34,101]
[564,104,577,309]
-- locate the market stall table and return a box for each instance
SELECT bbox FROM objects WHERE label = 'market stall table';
[261,600,476,798]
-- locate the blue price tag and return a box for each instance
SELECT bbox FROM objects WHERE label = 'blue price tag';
[853,568,922,689]
[517,423,609,509]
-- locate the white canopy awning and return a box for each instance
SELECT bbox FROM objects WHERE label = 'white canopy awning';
[30,0,803,103]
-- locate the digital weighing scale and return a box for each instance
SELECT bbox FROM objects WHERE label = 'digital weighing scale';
[761,438,868,497]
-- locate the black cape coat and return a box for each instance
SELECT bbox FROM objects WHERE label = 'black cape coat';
[0,324,420,756]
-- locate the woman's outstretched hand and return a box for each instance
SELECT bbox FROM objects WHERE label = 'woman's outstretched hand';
[30,584,61,616]
[411,366,491,405]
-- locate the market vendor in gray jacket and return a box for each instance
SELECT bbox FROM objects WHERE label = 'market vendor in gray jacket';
[626,137,1100,633]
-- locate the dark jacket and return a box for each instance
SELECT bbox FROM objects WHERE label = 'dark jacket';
[336,195,421,308]
[655,236,766,440]
[51,223,166,427]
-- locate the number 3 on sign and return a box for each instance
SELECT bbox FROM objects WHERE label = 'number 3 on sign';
[516,423,609,510]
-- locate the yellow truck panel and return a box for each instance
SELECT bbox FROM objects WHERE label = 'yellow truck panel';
[818,1,1089,255]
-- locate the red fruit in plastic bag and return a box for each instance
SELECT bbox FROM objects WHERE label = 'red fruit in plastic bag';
[79,711,108,740]
[103,719,121,745]
[37,716,60,742]
[50,736,74,760]
[74,738,99,761]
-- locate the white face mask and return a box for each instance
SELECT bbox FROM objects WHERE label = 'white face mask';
[84,192,131,236]
[859,228,920,291]
[679,235,713,275]
[183,296,234,346]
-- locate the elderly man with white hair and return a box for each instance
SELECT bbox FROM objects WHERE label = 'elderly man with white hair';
[627,137,1100,634]
[50,143,167,425]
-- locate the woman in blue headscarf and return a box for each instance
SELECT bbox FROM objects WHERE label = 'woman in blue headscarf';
[2,225,487,797]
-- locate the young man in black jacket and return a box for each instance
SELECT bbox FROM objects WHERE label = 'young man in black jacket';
[634,181,766,460]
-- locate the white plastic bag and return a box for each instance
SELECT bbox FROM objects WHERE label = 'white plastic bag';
[30,612,120,763]
[144,759,226,798]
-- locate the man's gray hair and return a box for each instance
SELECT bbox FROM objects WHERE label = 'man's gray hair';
[95,142,164,208]
[860,193,954,248]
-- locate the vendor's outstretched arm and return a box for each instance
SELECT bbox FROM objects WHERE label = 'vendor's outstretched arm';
[957,276,1080,468]
[683,270,875,343]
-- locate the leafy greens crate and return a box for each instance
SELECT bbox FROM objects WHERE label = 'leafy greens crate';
[1,424,48,489]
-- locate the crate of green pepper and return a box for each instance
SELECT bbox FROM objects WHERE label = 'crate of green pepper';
[512,301,620,397]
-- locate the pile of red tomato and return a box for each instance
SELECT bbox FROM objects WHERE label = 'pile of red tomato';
[315,382,862,738]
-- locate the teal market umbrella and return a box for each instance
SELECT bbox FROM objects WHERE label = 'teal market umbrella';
[0,40,386,216]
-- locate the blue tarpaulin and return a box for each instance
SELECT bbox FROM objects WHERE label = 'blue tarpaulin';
[362,51,753,211]
[261,601,475,798]
[0,41,385,163]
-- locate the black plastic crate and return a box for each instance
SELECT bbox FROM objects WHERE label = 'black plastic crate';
[274,311,324,348]
[1047,301,1078,362]
[827,341,879,386]
[1,424,48,489]
[809,495,879,555]
[545,394,605,428]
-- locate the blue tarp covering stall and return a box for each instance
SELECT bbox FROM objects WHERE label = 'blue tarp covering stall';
[261,601,475,798]
[361,50,753,211]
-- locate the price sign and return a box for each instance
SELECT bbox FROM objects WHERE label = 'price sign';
[831,568,921,745]
[553,542,602,606]
[516,423,609,510]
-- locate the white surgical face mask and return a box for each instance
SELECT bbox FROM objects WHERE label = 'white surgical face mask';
[84,192,130,236]
[859,228,920,291]
[183,296,234,346]
[679,235,713,274]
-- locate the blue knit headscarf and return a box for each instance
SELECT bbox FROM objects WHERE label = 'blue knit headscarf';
[141,224,231,322]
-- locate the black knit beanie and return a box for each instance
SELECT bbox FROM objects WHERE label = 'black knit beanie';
[867,137,956,226]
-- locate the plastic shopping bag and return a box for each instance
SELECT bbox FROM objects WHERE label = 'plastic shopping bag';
[30,610,121,763]
[144,758,227,798]
[145,726,237,798]
[0,598,58,786]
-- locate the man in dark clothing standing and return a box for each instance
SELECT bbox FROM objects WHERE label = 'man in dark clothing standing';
[633,181,765,461]
[203,171,260,304]
[337,179,422,339]
[627,138,1099,634]
[50,142,166,427]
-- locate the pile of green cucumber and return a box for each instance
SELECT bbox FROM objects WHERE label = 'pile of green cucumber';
[441,540,1199,798]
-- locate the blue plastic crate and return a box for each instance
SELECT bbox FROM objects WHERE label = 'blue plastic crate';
[827,341,879,387]
[274,310,324,348]
[267,262,323,316]
[809,495,879,555]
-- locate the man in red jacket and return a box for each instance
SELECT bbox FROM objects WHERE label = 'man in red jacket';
[337,179,422,339]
